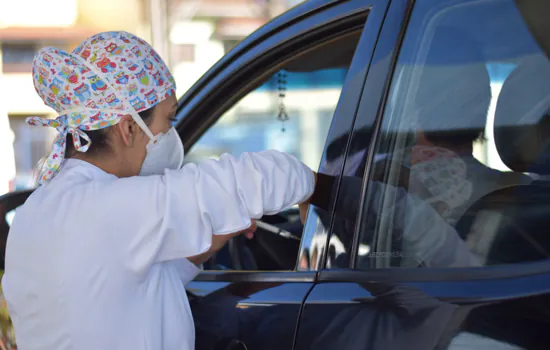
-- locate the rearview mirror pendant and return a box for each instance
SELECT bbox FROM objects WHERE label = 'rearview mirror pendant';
[276,70,289,132]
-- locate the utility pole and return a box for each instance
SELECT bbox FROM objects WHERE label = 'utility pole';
[149,0,170,66]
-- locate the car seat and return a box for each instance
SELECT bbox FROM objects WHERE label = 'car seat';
[455,55,550,265]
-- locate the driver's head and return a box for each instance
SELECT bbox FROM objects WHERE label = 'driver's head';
[29,31,180,184]
[413,26,490,150]
[397,26,486,221]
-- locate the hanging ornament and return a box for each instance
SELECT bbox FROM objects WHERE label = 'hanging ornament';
[276,70,288,132]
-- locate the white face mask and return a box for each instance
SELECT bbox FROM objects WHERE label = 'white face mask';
[139,127,185,176]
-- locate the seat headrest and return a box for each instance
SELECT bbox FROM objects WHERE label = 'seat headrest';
[414,27,491,136]
[494,55,550,173]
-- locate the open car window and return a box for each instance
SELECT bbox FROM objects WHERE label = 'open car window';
[186,30,364,271]
[186,30,362,170]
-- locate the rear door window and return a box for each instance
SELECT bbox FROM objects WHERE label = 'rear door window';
[352,0,550,269]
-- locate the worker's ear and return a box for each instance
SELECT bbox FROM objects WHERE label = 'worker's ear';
[115,115,138,147]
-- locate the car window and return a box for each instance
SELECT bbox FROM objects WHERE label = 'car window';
[186,55,355,169]
[186,69,340,169]
[353,0,550,269]
[186,30,363,271]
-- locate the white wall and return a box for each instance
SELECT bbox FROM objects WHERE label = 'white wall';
[0,0,77,27]
[169,20,225,96]
[1,74,54,115]
[77,0,145,35]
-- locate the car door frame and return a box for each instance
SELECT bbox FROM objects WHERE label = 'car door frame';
[178,2,394,347]
[174,0,393,285]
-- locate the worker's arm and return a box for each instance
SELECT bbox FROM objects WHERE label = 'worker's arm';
[109,150,315,276]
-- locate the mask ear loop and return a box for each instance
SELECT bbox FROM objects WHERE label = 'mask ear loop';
[128,109,157,142]
[68,53,157,141]
[56,107,157,142]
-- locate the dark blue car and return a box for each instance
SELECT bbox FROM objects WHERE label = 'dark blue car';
[2,0,550,348]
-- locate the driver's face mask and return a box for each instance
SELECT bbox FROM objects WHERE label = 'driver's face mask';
[139,127,185,176]
[406,145,472,224]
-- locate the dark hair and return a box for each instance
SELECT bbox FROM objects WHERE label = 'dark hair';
[423,129,486,146]
[65,106,156,157]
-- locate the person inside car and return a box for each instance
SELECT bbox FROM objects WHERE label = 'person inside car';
[300,26,526,269]
[307,169,480,268]
[404,26,531,226]
[1,31,316,350]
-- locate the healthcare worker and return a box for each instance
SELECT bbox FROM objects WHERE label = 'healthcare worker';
[1,31,315,350]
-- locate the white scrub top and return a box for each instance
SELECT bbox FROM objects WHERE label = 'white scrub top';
[2,150,314,350]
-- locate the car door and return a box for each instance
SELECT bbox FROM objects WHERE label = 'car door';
[175,1,394,349]
[295,0,550,349]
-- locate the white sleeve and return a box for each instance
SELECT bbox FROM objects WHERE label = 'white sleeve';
[397,189,482,267]
[365,182,481,268]
[113,150,314,275]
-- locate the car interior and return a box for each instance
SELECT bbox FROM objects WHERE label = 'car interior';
[198,30,364,272]
[456,55,550,265]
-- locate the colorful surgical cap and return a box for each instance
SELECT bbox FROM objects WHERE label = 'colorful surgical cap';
[28,31,176,184]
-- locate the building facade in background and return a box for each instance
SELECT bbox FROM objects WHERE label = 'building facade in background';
[163,0,339,170]
[0,0,306,194]
[0,0,150,193]
[166,0,290,96]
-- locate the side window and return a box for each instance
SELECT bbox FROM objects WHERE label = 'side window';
[356,0,549,269]
[186,67,343,169]
[186,30,363,271]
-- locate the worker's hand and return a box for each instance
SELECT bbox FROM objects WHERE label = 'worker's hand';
[299,171,317,224]
[212,220,257,247]
[187,220,257,265]
[243,220,257,239]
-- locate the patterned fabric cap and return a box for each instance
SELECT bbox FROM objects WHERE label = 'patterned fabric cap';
[28,31,176,184]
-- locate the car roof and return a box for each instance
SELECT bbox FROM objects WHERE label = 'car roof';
[178,0,546,107]
[178,0,339,107]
